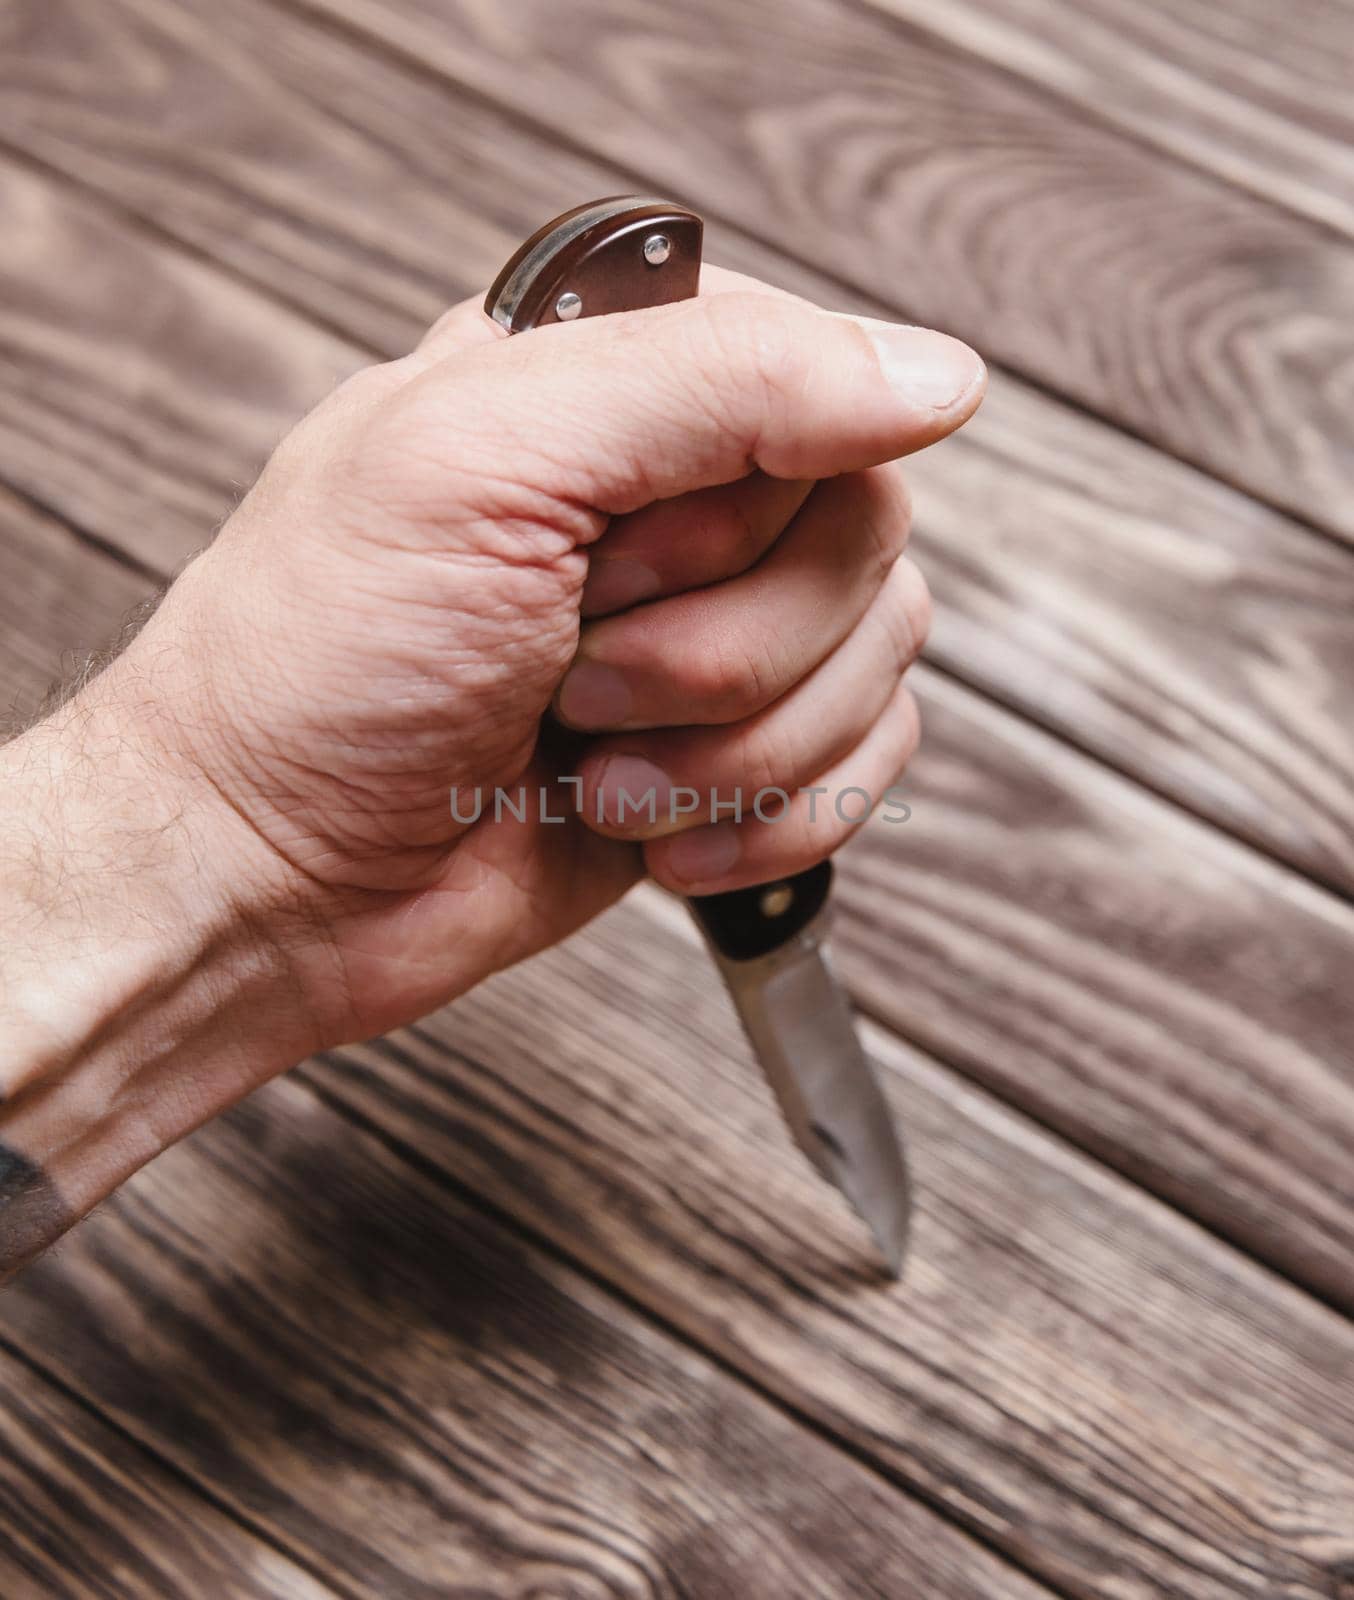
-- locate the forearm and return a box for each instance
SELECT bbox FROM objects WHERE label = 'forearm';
[0,662,332,1279]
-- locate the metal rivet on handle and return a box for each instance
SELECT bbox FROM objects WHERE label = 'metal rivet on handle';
[643,233,672,265]
[760,884,795,918]
[555,291,583,320]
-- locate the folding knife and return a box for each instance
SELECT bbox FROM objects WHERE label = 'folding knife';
[485,198,911,1274]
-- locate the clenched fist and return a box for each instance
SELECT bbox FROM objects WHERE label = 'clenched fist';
[0,265,983,1274]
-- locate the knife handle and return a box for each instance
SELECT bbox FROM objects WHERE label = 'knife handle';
[687,860,833,962]
[484,198,834,961]
[485,197,703,332]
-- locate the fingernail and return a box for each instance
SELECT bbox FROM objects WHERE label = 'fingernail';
[557,660,632,728]
[860,322,986,411]
[666,823,741,888]
[593,754,671,826]
[582,558,661,616]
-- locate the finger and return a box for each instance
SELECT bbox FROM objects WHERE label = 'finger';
[576,555,930,836]
[644,683,920,895]
[380,288,986,524]
[581,472,813,617]
[555,465,912,731]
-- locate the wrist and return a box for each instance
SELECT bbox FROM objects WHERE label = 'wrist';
[3,656,330,1062]
[0,655,341,1270]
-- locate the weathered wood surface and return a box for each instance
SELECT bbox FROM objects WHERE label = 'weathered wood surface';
[722,232,1354,899]
[0,1078,1053,1600]
[3,0,1354,1594]
[5,0,1354,903]
[267,0,1354,538]
[3,48,1354,1324]
[305,893,1354,1598]
[0,1342,339,1600]
[866,0,1354,241]
[1,525,1351,1593]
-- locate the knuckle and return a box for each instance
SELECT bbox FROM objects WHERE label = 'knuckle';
[326,360,392,410]
[680,631,777,722]
[897,683,923,755]
[418,303,465,347]
[885,464,914,536]
[310,362,414,448]
[262,367,377,477]
[734,719,802,799]
[858,466,914,580]
[884,556,933,663]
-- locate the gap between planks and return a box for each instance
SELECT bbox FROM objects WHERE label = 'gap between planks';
[22,0,1342,559]
[0,1331,359,1600]
[7,0,1344,921]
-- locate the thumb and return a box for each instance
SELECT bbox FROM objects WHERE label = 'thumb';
[383,289,986,519]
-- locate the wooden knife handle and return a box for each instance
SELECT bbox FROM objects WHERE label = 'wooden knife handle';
[485,197,703,331]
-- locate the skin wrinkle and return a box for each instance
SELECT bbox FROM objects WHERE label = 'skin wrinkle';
[0,1142,70,1281]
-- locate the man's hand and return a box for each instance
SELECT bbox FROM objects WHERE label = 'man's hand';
[0,266,984,1273]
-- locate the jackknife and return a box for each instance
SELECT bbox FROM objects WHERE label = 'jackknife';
[485,197,911,1275]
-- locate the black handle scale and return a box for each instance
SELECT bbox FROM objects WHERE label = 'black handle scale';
[687,860,833,962]
[484,198,832,965]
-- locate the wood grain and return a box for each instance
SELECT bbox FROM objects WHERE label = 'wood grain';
[0,1076,1053,1600]
[11,0,1354,536]
[13,429,1347,1597]
[289,891,1354,1599]
[9,439,1354,1587]
[0,1344,340,1599]
[867,0,1354,242]
[2,0,1353,905]
[271,0,1354,539]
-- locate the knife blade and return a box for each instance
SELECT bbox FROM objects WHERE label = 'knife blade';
[484,197,911,1275]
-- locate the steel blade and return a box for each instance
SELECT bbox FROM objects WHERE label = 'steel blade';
[709,916,912,1275]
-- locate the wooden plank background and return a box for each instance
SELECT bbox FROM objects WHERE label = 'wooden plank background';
[2,1,1352,1596]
